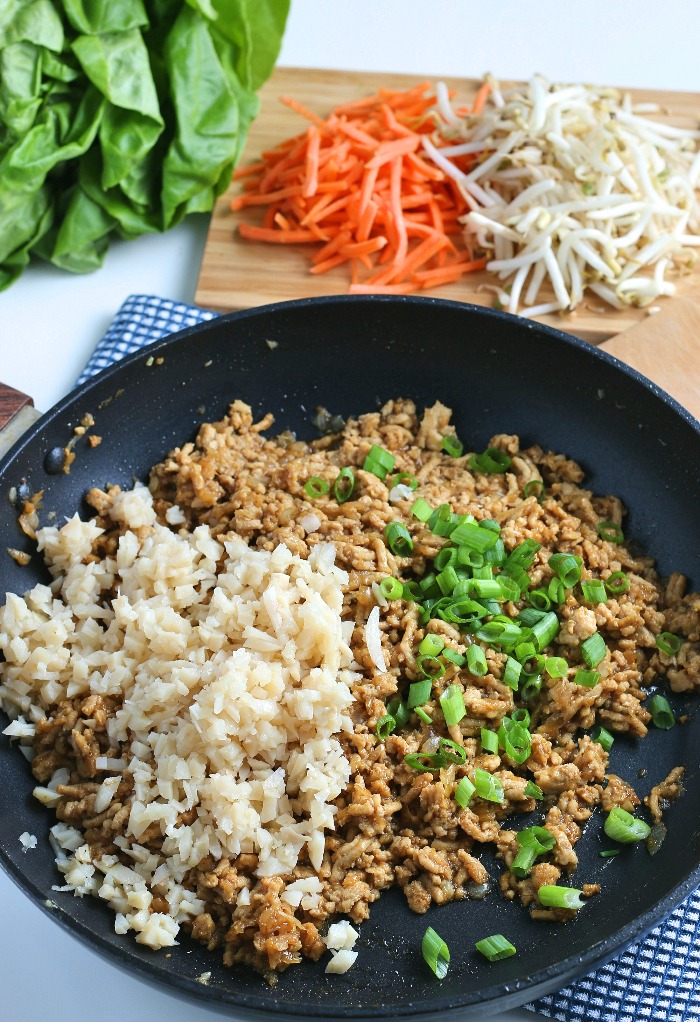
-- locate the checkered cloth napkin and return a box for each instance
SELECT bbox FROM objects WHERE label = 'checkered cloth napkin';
[81,294,700,1022]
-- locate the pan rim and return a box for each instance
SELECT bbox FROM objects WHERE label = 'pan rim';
[1,293,699,1019]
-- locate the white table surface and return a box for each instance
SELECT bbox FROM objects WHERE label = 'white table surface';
[2,2,698,1019]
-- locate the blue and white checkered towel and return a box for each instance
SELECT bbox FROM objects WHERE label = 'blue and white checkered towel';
[83,293,700,1022]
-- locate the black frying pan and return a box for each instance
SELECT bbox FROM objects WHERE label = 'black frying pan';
[1,295,699,1021]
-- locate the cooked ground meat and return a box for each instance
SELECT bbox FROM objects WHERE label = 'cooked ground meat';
[15,398,699,974]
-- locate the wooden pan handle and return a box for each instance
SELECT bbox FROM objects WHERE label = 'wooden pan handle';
[0,383,33,432]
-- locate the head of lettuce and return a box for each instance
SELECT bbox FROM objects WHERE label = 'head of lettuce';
[0,0,290,288]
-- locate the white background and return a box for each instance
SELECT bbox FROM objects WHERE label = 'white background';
[1,2,698,1020]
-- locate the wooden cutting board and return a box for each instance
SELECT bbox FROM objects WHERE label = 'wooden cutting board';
[195,67,700,343]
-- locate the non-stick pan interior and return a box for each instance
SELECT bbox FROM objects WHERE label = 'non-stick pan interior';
[1,296,699,1020]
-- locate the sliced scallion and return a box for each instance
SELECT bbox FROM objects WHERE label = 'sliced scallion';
[604,806,651,843]
[375,714,396,740]
[481,728,499,754]
[473,767,505,803]
[379,577,403,601]
[467,645,488,677]
[385,521,413,557]
[580,579,608,604]
[581,632,606,668]
[440,684,466,726]
[363,444,395,479]
[438,737,467,764]
[407,679,432,708]
[597,520,624,544]
[441,434,464,458]
[333,466,355,503]
[470,448,512,473]
[648,693,675,729]
[454,776,476,808]
[590,724,614,751]
[304,476,329,499]
[475,934,516,961]
[604,571,629,595]
[656,632,682,656]
[524,780,543,800]
[415,706,432,724]
[405,752,446,772]
[422,926,449,979]
[419,633,445,657]
[537,885,586,910]
[411,497,433,522]
[574,668,600,688]
[390,471,418,491]
[548,552,582,588]
[523,479,545,501]
[502,656,522,691]
[544,656,568,679]
[442,647,466,666]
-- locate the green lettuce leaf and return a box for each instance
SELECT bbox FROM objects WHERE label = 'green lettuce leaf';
[0,0,289,288]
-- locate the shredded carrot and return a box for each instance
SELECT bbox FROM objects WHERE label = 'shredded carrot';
[231,82,488,294]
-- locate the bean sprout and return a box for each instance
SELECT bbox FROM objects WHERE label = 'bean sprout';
[430,75,700,316]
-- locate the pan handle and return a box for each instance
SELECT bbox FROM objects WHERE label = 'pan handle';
[0,383,42,461]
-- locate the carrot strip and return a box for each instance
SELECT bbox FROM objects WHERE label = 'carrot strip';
[472,81,491,115]
[238,224,321,244]
[231,81,490,295]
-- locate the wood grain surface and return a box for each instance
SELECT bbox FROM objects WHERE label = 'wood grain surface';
[0,382,33,432]
[195,67,700,343]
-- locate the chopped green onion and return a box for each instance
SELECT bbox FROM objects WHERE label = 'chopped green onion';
[518,608,547,628]
[502,564,531,593]
[442,597,488,625]
[390,471,418,491]
[408,679,432,708]
[454,776,476,808]
[415,707,432,725]
[648,693,675,729]
[599,849,620,858]
[401,580,422,602]
[510,845,538,877]
[405,752,446,772]
[304,476,330,499]
[531,611,560,651]
[498,575,522,602]
[504,539,541,570]
[537,885,586,910]
[434,546,458,571]
[475,934,517,961]
[519,826,556,852]
[438,737,467,764]
[597,520,624,544]
[419,634,445,657]
[481,728,499,754]
[411,497,433,522]
[420,572,441,598]
[581,632,607,668]
[379,577,403,601]
[470,448,512,473]
[656,632,682,656]
[475,620,522,645]
[521,675,542,700]
[387,698,411,729]
[548,553,582,588]
[440,684,466,726]
[497,717,531,765]
[333,466,355,503]
[466,578,503,600]
[483,539,507,566]
[580,579,608,604]
[422,926,450,979]
[441,434,464,458]
[437,565,460,596]
[451,520,499,552]
[502,656,522,691]
[385,521,413,557]
[524,781,543,800]
[375,714,396,740]
[523,479,545,501]
[604,806,651,843]
[590,724,614,751]
[473,767,505,803]
[416,654,445,679]
[427,503,458,537]
[527,589,551,611]
[521,652,545,677]
[547,577,566,606]
[604,571,629,595]
[544,656,568,679]
[467,645,488,677]
[363,444,395,479]
[574,669,600,688]
[515,640,537,663]
[480,518,501,534]
[511,707,530,726]
[442,647,466,666]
